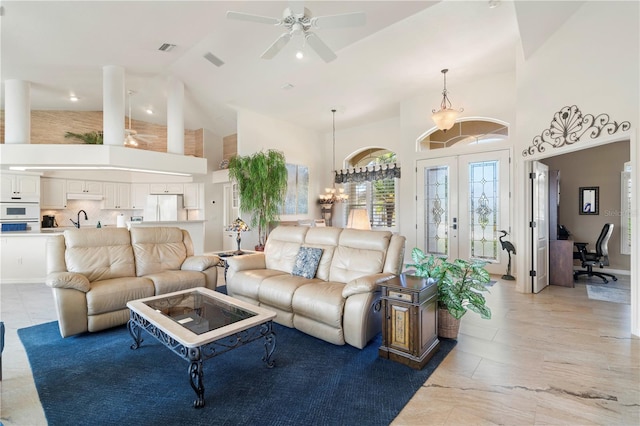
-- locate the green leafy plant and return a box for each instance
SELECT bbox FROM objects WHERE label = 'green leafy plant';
[228,149,288,248]
[406,247,492,320]
[64,131,104,144]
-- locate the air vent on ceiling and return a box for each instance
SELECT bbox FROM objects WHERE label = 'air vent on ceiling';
[158,43,176,52]
[203,52,225,67]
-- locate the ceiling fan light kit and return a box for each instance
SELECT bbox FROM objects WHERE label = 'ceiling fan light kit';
[432,69,463,132]
[227,3,365,63]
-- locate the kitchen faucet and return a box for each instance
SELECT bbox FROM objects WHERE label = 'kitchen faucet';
[70,210,88,228]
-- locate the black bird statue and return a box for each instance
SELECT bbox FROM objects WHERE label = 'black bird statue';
[499,230,516,280]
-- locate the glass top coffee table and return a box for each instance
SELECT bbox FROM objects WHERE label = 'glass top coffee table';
[126,287,276,408]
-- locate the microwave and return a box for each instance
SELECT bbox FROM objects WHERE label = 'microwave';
[0,202,40,222]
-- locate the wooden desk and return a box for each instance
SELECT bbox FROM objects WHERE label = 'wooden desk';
[549,240,574,287]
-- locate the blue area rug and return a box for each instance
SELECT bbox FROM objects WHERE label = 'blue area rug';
[19,293,455,426]
[586,284,630,304]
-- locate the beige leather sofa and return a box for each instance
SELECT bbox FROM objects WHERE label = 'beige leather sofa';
[46,227,219,338]
[226,225,405,349]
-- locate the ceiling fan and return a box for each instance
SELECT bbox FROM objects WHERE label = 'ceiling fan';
[124,90,157,147]
[226,2,365,63]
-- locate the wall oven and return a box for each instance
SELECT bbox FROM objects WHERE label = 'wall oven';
[0,202,40,232]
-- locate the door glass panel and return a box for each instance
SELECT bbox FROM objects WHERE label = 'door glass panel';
[424,166,449,256]
[468,160,499,261]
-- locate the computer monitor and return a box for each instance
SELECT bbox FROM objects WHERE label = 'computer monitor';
[558,225,571,240]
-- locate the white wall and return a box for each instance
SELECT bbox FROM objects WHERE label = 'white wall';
[516,2,638,141]
[235,108,324,249]
[202,128,224,252]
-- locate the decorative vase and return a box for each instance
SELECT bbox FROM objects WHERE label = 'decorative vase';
[320,203,333,226]
[437,307,460,339]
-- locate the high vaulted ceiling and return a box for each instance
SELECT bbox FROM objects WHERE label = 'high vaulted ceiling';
[1,1,583,138]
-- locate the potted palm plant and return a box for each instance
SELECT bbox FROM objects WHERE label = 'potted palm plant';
[64,131,104,144]
[406,247,492,338]
[228,149,288,250]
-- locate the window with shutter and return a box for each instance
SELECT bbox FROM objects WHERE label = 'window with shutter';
[340,150,399,230]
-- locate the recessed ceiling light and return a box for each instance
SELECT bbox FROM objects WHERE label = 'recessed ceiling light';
[281,83,295,90]
[145,108,153,115]
[296,51,304,59]
[488,0,501,9]
[69,95,79,102]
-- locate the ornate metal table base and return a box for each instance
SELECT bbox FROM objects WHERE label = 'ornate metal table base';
[127,311,276,408]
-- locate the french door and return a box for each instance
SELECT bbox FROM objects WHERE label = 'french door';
[417,150,510,275]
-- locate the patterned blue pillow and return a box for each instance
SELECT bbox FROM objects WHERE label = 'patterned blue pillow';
[291,247,324,279]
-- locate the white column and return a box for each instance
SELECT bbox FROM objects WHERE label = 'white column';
[103,65,125,146]
[4,80,31,144]
[167,76,185,154]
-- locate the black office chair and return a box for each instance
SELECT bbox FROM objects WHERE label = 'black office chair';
[573,223,618,283]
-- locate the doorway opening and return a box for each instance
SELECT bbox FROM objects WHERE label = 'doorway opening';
[527,140,631,293]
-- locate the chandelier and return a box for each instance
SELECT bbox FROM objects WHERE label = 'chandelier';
[318,109,348,205]
[432,68,463,132]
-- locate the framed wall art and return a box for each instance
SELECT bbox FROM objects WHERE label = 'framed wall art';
[579,186,599,215]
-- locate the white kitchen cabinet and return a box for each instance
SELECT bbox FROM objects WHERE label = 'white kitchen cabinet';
[130,183,149,210]
[0,234,49,283]
[183,183,200,209]
[41,178,67,209]
[1,173,40,202]
[67,179,103,194]
[103,182,131,209]
[149,183,183,194]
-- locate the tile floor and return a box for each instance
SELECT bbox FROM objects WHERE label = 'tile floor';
[1,275,638,425]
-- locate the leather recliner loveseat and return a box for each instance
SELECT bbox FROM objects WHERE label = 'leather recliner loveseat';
[225,225,405,349]
[46,227,219,338]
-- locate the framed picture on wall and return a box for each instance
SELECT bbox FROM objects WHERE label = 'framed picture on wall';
[579,186,599,215]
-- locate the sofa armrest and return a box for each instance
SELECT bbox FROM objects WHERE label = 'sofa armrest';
[226,253,266,272]
[181,255,220,272]
[342,273,396,298]
[46,272,91,293]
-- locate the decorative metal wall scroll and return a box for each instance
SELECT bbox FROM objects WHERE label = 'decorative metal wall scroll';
[522,105,630,157]
[334,163,401,184]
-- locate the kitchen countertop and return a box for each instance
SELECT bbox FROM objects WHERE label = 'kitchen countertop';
[2,221,206,236]
[128,220,206,224]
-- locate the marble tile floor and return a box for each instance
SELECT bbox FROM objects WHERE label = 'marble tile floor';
[1,276,638,425]
[393,274,639,425]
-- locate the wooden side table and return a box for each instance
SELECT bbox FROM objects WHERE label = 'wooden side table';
[379,274,440,370]
[205,250,256,282]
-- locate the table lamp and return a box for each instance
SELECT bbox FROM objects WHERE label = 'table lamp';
[226,217,250,254]
[346,209,371,230]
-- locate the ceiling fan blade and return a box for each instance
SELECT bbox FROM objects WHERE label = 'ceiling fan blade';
[226,11,280,25]
[261,33,292,60]
[135,135,157,144]
[305,32,337,63]
[312,12,366,29]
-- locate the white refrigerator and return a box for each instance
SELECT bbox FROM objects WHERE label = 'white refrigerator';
[143,195,186,221]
